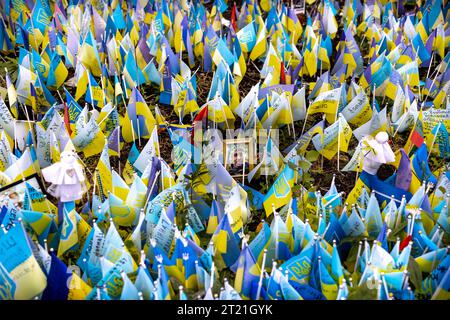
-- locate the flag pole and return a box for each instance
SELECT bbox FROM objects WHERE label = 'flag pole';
[337,113,341,171]
[122,74,129,100]
[242,147,246,185]
[372,84,376,110]
[253,100,258,141]
[301,108,309,137]
[355,162,361,185]
[393,110,409,137]
[209,261,215,290]
[130,119,136,143]
[427,122,441,161]
[429,233,445,274]
[265,131,269,187]
[97,106,117,126]
[353,240,363,274]
[320,56,323,76]
[114,71,119,107]
[394,195,406,229]
[423,67,440,102]
[288,97,296,139]
[431,267,450,300]
[143,171,161,212]
[424,52,434,99]
[430,168,448,206]
[137,114,141,147]
[86,68,94,109]
[92,168,98,203]
[255,248,267,300]
[13,120,17,151]
[100,69,107,108]
[179,25,183,64]
[273,204,279,260]
[20,103,34,140]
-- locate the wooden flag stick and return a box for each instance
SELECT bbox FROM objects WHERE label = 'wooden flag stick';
[429,232,444,272]
[86,66,94,108]
[272,204,279,260]
[122,75,128,100]
[431,268,450,300]
[425,52,434,87]
[393,110,409,137]
[242,148,246,185]
[320,58,323,76]
[255,249,268,300]
[288,99,296,139]
[427,122,441,161]
[287,114,291,136]
[120,88,128,109]
[92,168,98,201]
[210,261,215,290]
[423,67,440,102]
[353,240,363,274]
[20,103,34,134]
[97,106,117,126]
[355,163,360,185]
[143,171,161,212]
[300,110,309,137]
[337,114,341,171]
[136,116,141,147]
[130,119,136,143]
[13,121,17,151]
[372,84,376,109]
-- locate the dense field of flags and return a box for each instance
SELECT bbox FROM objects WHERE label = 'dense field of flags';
[0,0,449,300]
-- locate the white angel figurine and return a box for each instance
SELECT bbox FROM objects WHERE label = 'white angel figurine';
[362,131,396,175]
[41,149,87,202]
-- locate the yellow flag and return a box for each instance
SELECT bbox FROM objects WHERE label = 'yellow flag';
[307,87,342,123]
[249,16,267,61]
[313,114,353,160]
[58,209,79,257]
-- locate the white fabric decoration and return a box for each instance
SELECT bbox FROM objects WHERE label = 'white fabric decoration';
[41,150,87,202]
[362,131,396,175]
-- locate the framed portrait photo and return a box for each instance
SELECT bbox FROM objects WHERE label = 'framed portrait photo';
[223,138,255,178]
[293,0,306,14]
[0,174,46,211]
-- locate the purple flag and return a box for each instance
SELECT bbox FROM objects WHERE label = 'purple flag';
[137,37,152,65]
[146,156,162,201]
[108,127,120,154]
[258,84,295,100]
[395,149,412,191]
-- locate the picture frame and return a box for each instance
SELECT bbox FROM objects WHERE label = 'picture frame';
[223,138,255,178]
[293,0,306,14]
[0,174,46,210]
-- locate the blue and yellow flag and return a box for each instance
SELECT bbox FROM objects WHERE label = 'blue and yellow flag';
[211,214,240,269]
[57,204,79,257]
[232,243,261,299]
[42,253,91,300]
[263,156,300,216]
[0,223,47,299]
[121,87,157,143]
[79,30,102,77]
